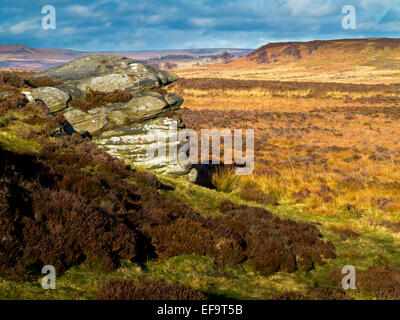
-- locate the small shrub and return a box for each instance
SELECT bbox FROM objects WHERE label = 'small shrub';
[330,264,400,300]
[239,187,279,206]
[272,284,351,300]
[69,98,91,112]
[96,279,208,300]
[357,264,400,300]
[134,171,162,189]
[212,166,240,193]
[0,91,27,114]
[69,89,132,112]
[0,71,27,88]
[213,200,336,275]
[218,200,247,213]
[84,89,131,107]
[25,77,63,88]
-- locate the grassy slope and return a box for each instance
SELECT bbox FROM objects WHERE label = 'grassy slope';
[2,172,400,300]
[1,118,399,300]
[1,73,400,300]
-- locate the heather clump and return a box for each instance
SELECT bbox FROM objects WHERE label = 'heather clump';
[96,279,208,300]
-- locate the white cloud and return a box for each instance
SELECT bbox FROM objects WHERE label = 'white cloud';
[359,0,392,10]
[60,27,78,35]
[137,14,169,25]
[66,5,100,18]
[10,18,39,34]
[190,18,217,28]
[284,0,335,17]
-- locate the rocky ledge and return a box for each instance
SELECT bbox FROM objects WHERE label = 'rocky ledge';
[24,54,196,180]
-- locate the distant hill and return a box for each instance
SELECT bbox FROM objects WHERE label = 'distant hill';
[0,44,83,70]
[0,44,253,70]
[175,38,400,84]
[243,38,400,69]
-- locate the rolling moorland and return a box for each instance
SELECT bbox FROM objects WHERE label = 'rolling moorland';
[176,38,400,84]
[0,44,251,70]
[1,38,400,300]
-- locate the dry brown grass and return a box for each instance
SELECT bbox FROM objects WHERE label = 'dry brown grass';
[175,63,400,84]
[168,77,400,224]
[174,39,400,84]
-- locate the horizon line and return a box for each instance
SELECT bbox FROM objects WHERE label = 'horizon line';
[2,37,400,53]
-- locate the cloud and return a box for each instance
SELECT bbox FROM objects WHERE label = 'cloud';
[1,0,400,51]
[10,18,40,34]
[190,18,217,28]
[283,0,335,17]
[66,5,100,18]
[60,27,78,35]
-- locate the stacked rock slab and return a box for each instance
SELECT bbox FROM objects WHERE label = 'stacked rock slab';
[25,54,195,179]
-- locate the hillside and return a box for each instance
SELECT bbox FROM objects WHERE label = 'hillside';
[1,53,400,300]
[0,44,252,70]
[0,61,344,299]
[245,38,400,67]
[175,38,400,84]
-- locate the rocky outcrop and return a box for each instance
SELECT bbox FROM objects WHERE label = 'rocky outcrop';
[24,54,195,180]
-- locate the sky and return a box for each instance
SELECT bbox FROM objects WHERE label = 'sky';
[1,0,400,51]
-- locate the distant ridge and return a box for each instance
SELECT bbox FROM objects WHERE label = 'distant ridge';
[240,38,400,68]
[0,44,252,70]
[0,44,83,70]
[175,38,400,84]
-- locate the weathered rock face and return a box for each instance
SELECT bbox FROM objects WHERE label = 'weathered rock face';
[24,54,195,180]
[95,114,193,177]
[28,87,70,113]
[33,54,177,98]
